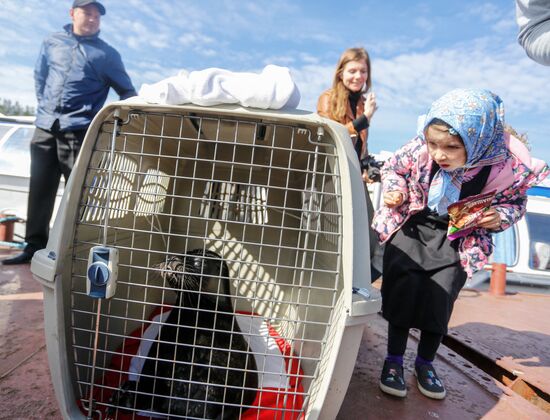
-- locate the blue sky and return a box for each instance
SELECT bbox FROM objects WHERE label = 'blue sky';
[1,0,549,165]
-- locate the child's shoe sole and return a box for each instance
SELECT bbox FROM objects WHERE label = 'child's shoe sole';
[379,381,407,398]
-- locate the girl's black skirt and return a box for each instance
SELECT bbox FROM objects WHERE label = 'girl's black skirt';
[381,209,466,335]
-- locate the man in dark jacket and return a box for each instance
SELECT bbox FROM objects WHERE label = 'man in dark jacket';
[2,0,137,265]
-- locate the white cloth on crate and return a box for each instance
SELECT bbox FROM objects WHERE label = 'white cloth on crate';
[138,65,301,109]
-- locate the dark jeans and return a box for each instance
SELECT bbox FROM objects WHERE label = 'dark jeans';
[24,122,87,253]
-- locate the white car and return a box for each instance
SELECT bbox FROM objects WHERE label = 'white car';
[0,115,63,243]
[494,189,550,286]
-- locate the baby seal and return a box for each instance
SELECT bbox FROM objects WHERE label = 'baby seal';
[109,249,258,419]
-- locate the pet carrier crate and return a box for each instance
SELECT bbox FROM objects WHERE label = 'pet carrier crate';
[32,99,381,420]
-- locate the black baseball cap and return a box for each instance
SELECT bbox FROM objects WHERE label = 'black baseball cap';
[72,0,106,15]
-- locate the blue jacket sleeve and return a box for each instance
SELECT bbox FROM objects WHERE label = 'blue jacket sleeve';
[34,40,49,103]
[105,49,137,99]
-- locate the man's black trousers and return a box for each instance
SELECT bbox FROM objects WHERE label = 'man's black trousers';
[24,122,87,253]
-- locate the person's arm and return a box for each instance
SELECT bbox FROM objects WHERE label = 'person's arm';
[488,160,547,231]
[480,134,550,231]
[34,41,48,103]
[381,137,425,206]
[317,91,359,137]
[352,92,377,133]
[516,0,550,65]
[316,91,331,118]
[479,160,550,232]
[106,49,137,99]
[352,114,369,133]
[477,196,527,232]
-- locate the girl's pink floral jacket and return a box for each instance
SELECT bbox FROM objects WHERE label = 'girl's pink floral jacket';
[372,133,550,278]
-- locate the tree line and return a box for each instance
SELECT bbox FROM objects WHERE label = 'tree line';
[0,98,35,116]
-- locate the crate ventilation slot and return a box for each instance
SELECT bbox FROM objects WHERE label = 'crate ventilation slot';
[80,153,137,222]
[200,181,268,224]
[134,169,170,217]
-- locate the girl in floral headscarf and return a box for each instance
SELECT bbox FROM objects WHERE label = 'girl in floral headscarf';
[372,89,549,400]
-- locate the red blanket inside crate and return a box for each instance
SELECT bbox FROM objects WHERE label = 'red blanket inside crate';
[82,307,304,419]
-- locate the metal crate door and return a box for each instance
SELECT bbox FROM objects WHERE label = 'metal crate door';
[68,107,346,419]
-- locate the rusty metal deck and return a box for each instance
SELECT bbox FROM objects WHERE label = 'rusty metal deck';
[1,246,549,419]
[337,281,550,419]
[0,248,60,419]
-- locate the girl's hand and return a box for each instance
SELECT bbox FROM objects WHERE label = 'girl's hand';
[362,169,374,184]
[384,191,404,208]
[363,92,378,121]
[477,207,501,230]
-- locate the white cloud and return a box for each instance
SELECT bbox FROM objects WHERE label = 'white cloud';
[492,16,517,33]
[300,53,321,65]
[465,3,517,34]
[0,1,61,58]
[262,55,296,66]
[289,65,333,111]
[1,0,548,162]
[104,18,172,50]
[372,43,550,115]
[178,33,215,47]
[367,36,431,56]
[0,65,36,107]
[414,16,435,32]
[288,38,550,160]
[465,2,507,23]
[175,32,218,57]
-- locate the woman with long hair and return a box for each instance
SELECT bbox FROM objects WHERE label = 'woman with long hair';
[317,47,378,181]
[317,47,380,278]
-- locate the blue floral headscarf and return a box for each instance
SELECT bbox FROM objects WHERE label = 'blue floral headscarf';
[421,88,509,215]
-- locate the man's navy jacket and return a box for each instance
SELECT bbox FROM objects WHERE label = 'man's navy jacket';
[34,24,136,131]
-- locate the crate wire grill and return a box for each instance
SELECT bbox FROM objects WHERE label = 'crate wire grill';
[66,108,345,418]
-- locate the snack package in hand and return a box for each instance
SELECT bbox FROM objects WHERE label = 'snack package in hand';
[447,190,497,240]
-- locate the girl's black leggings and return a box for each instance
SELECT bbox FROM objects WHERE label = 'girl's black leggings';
[387,323,443,361]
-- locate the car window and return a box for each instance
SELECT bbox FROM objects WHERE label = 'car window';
[526,212,550,271]
[2,127,34,152]
[0,125,12,140]
[0,126,34,177]
[492,227,517,266]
